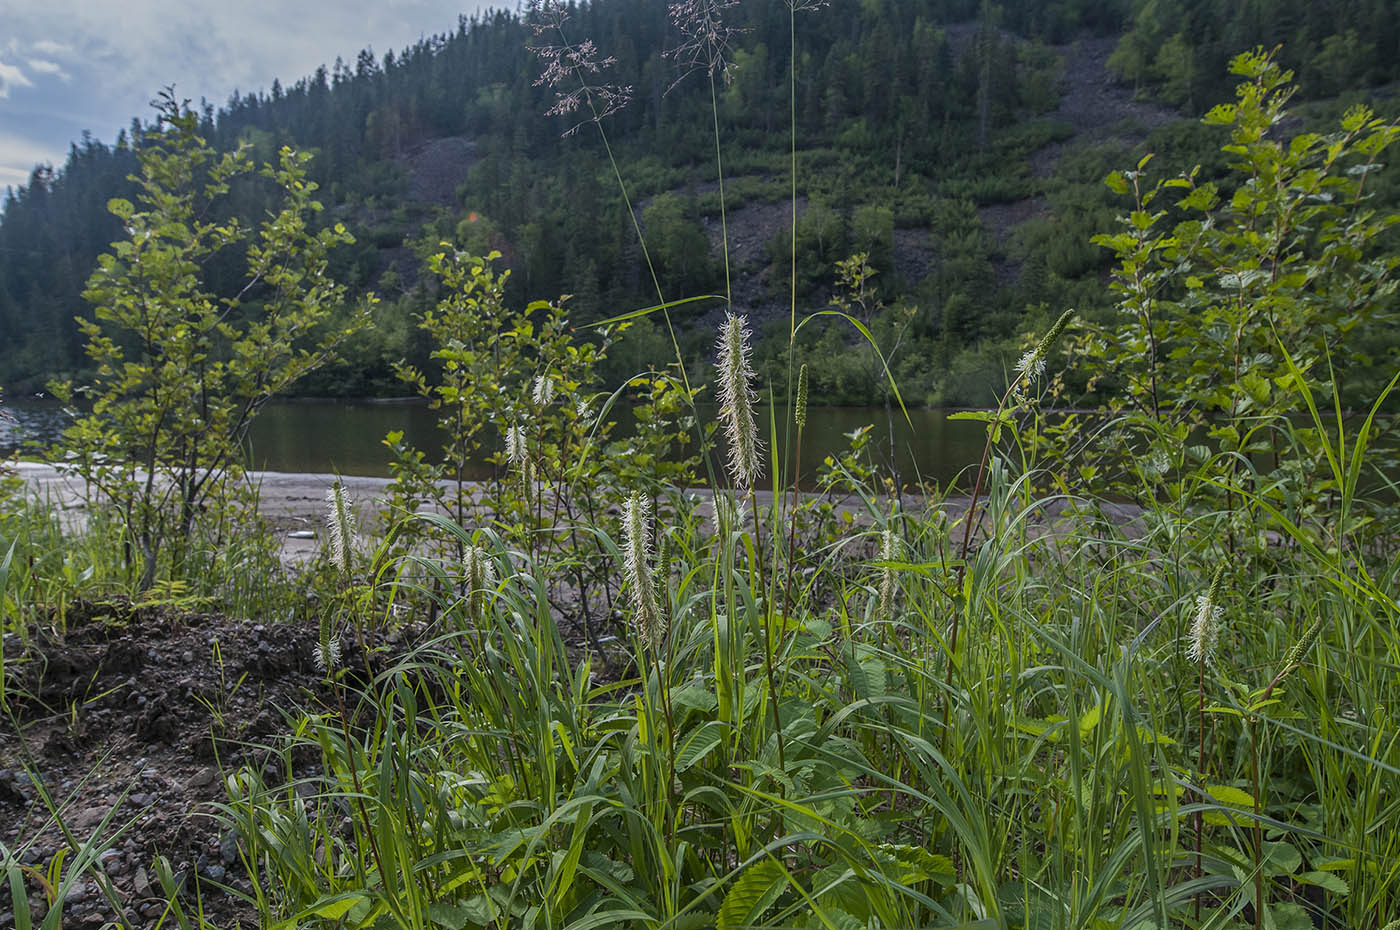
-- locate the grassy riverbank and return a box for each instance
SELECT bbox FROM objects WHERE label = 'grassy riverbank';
[2,416,1398,928]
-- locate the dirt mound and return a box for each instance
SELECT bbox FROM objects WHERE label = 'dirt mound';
[0,603,327,928]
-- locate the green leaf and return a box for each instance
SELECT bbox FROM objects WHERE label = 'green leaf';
[718,859,786,930]
[461,893,499,925]
[675,721,725,773]
[848,646,887,699]
[1262,840,1302,877]
[308,893,367,920]
[552,801,594,907]
[1206,785,1255,807]
[1266,902,1312,930]
[671,684,719,713]
[7,864,32,930]
[1078,704,1103,735]
[1297,870,1349,895]
[428,901,474,929]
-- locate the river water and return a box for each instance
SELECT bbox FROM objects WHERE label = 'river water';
[3,398,990,488]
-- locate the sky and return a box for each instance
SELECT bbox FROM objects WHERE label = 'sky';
[0,0,504,189]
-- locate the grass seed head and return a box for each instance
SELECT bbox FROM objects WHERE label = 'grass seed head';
[326,483,355,578]
[716,313,761,490]
[464,544,496,620]
[623,492,665,650]
[879,526,899,615]
[533,374,555,407]
[315,635,341,673]
[506,422,527,465]
[1187,567,1227,665]
[1014,309,1075,398]
[795,362,809,431]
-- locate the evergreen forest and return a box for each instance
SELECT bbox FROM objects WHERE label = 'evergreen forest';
[3,0,1398,405]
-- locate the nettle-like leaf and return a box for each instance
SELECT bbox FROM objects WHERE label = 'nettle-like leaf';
[718,859,787,930]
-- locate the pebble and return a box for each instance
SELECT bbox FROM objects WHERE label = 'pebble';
[185,767,218,789]
[203,864,226,882]
[64,882,89,904]
[219,832,240,865]
[100,849,130,876]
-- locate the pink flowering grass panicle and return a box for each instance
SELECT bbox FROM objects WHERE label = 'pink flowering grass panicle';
[665,0,744,90]
[527,0,632,135]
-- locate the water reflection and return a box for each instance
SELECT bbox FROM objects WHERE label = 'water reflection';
[4,398,989,489]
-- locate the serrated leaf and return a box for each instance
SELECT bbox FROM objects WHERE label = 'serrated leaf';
[428,901,474,929]
[1298,870,1348,895]
[1262,840,1302,877]
[1266,901,1312,930]
[461,893,499,925]
[671,684,719,712]
[718,860,786,930]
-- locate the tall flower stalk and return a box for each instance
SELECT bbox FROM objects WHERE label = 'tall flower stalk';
[666,0,742,309]
[715,311,784,769]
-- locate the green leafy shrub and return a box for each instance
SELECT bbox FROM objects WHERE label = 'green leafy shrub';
[50,91,371,591]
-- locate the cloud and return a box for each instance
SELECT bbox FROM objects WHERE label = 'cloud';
[0,131,62,187]
[26,59,69,80]
[0,61,34,98]
[30,39,73,57]
[0,1,500,187]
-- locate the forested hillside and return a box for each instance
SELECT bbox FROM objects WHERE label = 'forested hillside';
[2,0,1397,404]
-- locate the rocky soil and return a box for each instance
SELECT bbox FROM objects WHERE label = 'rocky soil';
[0,602,326,928]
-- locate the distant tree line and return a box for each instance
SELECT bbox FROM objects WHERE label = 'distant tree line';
[2,0,1396,405]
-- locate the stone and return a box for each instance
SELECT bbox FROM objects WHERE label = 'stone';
[184,767,217,789]
[219,831,240,865]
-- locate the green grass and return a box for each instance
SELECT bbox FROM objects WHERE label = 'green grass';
[194,409,1399,929]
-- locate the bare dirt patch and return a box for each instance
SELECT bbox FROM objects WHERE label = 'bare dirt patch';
[0,603,325,928]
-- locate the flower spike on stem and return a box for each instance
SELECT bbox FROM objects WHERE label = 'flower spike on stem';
[623,492,665,651]
[716,312,761,490]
